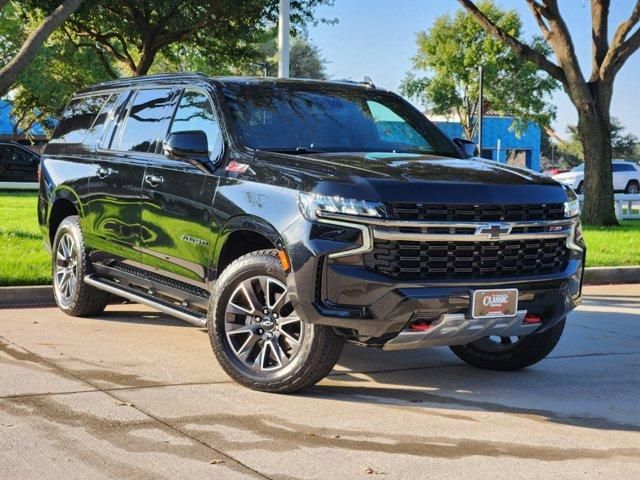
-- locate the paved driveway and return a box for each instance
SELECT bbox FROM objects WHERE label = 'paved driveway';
[1,284,639,479]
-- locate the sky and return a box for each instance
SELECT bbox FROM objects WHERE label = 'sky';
[306,0,640,139]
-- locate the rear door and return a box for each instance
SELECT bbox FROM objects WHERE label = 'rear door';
[86,88,178,267]
[140,87,224,285]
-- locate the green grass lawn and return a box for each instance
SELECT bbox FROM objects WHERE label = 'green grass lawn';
[0,191,639,286]
[0,190,50,286]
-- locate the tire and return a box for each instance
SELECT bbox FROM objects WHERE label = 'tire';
[576,181,584,194]
[449,318,565,371]
[207,249,344,393]
[52,215,110,317]
[625,181,639,195]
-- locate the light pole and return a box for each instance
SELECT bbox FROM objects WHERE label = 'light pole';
[278,0,290,78]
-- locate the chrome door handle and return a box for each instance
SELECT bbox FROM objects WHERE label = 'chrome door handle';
[97,167,112,179]
[145,174,164,187]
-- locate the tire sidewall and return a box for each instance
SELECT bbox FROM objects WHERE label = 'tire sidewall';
[52,216,88,312]
[207,251,318,387]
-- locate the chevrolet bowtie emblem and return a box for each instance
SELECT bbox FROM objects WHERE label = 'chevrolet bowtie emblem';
[476,223,512,239]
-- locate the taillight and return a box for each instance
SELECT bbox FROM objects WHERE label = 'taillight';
[37,164,41,183]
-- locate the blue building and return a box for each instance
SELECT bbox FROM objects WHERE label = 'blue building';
[0,99,49,143]
[434,115,542,171]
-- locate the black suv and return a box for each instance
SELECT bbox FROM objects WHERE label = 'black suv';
[39,73,585,393]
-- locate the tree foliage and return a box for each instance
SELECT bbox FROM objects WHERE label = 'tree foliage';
[53,0,333,77]
[249,32,328,79]
[1,2,112,140]
[557,119,640,165]
[0,0,83,96]
[401,0,558,140]
[458,0,640,226]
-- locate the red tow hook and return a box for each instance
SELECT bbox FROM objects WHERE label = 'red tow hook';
[523,314,542,325]
[409,321,432,332]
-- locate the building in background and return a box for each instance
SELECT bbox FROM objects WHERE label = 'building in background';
[433,115,542,171]
[0,100,49,148]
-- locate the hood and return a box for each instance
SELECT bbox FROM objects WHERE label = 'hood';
[252,151,569,205]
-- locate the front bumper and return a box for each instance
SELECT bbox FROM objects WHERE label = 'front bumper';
[283,217,585,347]
[294,258,583,344]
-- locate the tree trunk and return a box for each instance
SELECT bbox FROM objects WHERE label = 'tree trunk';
[133,47,156,76]
[0,0,83,96]
[578,109,618,226]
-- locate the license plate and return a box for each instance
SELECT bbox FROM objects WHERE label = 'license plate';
[471,289,518,319]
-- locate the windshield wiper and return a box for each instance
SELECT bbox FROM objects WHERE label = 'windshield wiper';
[267,147,327,154]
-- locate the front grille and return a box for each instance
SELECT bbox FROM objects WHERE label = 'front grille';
[389,203,565,222]
[364,238,569,280]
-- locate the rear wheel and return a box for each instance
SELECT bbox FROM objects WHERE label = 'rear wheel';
[207,250,344,393]
[449,318,565,371]
[52,216,110,316]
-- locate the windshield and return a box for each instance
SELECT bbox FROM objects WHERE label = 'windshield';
[222,83,460,157]
[571,164,584,172]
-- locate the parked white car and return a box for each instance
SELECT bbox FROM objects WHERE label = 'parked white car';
[553,160,640,194]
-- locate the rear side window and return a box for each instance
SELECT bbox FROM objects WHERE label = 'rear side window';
[82,93,123,147]
[50,95,110,144]
[117,89,176,153]
[613,163,637,172]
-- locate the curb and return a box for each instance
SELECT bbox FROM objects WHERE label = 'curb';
[0,286,55,308]
[583,266,640,285]
[1,267,639,308]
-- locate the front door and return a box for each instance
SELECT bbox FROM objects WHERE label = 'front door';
[140,88,224,285]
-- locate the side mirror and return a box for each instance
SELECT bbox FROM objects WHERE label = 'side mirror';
[453,137,477,157]
[163,131,209,162]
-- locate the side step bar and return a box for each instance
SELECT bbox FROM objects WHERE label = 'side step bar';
[84,275,207,327]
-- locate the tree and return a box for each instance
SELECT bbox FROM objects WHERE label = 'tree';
[401,1,558,141]
[251,33,328,79]
[60,0,332,78]
[557,119,640,164]
[458,0,640,226]
[0,0,83,96]
[1,2,113,140]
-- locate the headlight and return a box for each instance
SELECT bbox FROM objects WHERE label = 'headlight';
[298,193,387,220]
[564,198,580,218]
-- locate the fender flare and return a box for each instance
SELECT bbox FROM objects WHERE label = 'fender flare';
[212,214,285,268]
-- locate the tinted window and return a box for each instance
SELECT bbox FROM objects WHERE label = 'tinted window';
[50,95,110,144]
[170,90,223,160]
[117,89,176,153]
[83,93,121,147]
[613,163,636,172]
[223,85,459,157]
[0,144,38,181]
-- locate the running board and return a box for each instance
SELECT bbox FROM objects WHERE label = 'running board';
[84,275,207,327]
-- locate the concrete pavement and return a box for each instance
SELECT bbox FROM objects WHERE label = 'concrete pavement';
[1,284,639,479]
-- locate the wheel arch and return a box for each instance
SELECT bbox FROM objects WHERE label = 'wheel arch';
[213,215,285,278]
[48,187,83,244]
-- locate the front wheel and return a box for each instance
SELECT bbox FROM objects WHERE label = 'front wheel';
[449,318,565,371]
[207,250,344,393]
[576,181,585,194]
[625,181,639,194]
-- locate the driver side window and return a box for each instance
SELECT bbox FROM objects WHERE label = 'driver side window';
[170,89,223,161]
